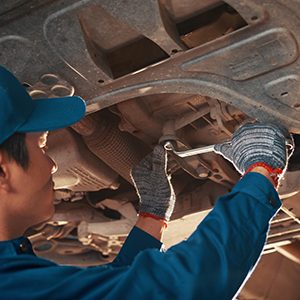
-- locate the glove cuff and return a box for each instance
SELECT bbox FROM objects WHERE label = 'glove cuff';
[139,212,168,228]
[244,162,283,187]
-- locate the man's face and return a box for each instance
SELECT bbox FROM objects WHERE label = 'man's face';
[8,132,57,230]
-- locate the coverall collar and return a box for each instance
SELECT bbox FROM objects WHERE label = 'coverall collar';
[0,236,34,256]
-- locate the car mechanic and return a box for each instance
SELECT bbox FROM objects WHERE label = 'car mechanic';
[0,65,294,300]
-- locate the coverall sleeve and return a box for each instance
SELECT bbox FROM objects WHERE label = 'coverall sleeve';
[111,226,163,267]
[115,172,281,299]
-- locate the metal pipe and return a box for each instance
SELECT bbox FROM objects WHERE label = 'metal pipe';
[73,114,149,183]
[280,206,300,225]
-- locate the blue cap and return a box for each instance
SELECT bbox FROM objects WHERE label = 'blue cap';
[0,66,86,144]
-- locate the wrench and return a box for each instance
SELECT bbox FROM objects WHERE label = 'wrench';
[164,138,293,158]
[164,141,230,158]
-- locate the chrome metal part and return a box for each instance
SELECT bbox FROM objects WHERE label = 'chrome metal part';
[163,139,239,188]
[164,140,225,157]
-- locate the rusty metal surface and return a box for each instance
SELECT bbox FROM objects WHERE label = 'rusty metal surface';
[47,128,119,191]
[73,113,150,183]
[1,0,300,131]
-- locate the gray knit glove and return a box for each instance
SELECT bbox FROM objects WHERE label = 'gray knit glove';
[130,145,175,221]
[214,123,294,175]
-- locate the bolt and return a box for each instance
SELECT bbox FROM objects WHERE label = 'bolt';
[197,166,210,178]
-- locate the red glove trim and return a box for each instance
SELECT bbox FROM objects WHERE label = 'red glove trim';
[139,212,168,228]
[244,162,283,187]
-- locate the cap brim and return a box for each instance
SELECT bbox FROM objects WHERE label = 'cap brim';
[17,96,86,132]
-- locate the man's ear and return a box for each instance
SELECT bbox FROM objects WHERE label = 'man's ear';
[0,151,11,193]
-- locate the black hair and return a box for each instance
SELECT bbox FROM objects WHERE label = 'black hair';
[0,132,29,169]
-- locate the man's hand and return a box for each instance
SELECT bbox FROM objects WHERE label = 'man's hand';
[214,122,294,184]
[131,145,175,222]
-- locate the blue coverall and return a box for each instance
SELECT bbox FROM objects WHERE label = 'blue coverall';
[0,173,281,300]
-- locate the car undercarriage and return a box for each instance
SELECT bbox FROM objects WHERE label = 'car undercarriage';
[1,0,300,299]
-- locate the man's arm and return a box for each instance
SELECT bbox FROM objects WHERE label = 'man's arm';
[112,153,279,268]
[114,172,281,300]
[111,217,165,267]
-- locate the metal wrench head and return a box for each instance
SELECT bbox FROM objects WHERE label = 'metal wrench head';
[164,141,175,152]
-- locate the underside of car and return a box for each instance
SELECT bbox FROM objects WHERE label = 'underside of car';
[1,0,300,299]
